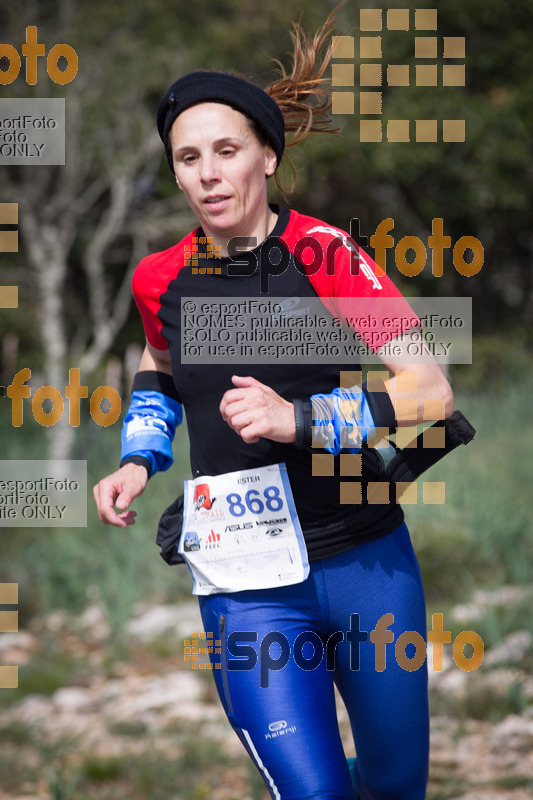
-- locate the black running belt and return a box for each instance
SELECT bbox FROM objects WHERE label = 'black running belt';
[383,410,476,486]
[156,411,476,566]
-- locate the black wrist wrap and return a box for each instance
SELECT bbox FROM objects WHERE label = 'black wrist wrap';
[292,398,313,448]
[362,378,397,431]
[131,370,181,401]
[120,455,152,478]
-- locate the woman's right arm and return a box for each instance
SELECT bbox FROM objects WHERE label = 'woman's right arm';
[92,344,173,527]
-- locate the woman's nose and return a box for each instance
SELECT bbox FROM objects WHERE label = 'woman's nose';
[200,155,221,183]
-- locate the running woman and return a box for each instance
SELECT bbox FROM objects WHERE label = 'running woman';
[94,11,455,799]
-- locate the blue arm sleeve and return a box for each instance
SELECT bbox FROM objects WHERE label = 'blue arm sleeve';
[120,389,183,477]
[310,386,376,455]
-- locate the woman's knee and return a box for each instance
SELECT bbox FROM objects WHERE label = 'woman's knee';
[359,764,428,800]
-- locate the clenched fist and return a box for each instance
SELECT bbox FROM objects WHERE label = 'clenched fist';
[219,375,296,445]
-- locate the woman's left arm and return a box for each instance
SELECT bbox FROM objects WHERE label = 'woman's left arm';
[375,326,454,426]
[220,327,453,446]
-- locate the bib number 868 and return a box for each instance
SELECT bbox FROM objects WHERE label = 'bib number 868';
[226,486,283,517]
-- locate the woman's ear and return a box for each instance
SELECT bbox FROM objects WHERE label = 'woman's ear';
[175,176,182,190]
[264,145,277,177]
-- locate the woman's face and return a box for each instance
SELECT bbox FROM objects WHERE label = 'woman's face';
[168,102,277,247]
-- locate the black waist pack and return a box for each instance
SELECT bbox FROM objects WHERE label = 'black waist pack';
[156,410,476,566]
[156,493,186,565]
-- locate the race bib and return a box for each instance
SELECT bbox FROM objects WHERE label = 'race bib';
[179,463,309,595]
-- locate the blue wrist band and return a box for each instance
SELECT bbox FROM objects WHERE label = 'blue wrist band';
[311,385,376,455]
[120,372,183,478]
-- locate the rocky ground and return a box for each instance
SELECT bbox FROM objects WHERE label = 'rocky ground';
[0,591,532,799]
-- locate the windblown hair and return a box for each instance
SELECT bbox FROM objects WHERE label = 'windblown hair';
[264,8,341,192]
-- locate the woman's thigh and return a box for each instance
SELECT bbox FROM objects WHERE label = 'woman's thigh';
[199,587,356,800]
[198,523,429,800]
[323,524,430,799]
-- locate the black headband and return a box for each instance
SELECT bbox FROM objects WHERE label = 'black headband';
[156,71,285,173]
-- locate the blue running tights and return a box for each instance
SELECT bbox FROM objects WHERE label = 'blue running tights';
[199,522,429,800]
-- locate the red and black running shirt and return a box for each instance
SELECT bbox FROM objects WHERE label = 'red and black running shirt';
[132,205,419,560]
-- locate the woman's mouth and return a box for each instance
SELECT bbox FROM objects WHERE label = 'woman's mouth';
[204,195,230,207]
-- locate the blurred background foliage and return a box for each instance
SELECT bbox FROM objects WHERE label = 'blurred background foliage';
[0,0,531,620]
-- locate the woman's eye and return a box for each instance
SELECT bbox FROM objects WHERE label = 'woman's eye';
[182,154,197,164]
[220,149,235,157]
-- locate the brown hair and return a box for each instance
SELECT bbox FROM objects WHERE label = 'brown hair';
[264,7,342,192]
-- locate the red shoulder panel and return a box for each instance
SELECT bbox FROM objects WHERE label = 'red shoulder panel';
[280,210,420,351]
[132,230,197,350]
